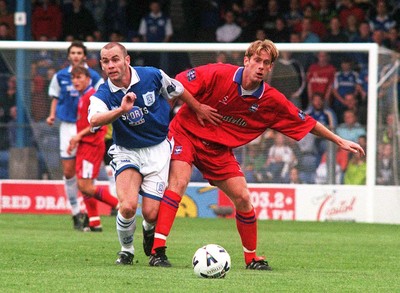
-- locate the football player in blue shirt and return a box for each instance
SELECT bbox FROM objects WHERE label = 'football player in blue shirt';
[46,41,104,230]
[88,42,221,265]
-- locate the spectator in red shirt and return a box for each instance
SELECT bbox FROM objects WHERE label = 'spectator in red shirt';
[0,21,12,40]
[338,0,365,29]
[0,0,14,39]
[294,3,327,39]
[32,0,63,41]
[300,0,320,10]
[306,51,336,106]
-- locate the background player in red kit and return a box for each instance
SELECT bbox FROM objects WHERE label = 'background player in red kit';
[149,39,365,269]
[67,66,118,232]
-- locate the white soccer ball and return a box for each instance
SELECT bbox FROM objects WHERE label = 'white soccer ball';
[192,244,231,278]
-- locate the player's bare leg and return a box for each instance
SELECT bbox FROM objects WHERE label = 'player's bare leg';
[215,176,272,270]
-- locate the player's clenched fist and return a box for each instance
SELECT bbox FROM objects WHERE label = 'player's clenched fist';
[120,92,136,113]
[46,115,55,126]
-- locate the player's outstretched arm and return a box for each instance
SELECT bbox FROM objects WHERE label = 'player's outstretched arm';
[310,122,365,156]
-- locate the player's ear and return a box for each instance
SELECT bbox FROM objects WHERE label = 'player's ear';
[243,56,249,67]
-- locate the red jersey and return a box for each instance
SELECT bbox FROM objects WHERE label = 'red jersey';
[76,87,106,145]
[339,7,365,29]
[173,63,316,148]
[32,4,63,40]
[306,63,336,96]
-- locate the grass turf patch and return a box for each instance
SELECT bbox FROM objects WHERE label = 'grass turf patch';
[0,214,399,292]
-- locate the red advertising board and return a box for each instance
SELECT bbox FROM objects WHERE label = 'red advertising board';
[0,181,111,215]
[1,181,295,220]
[218,186,295,220]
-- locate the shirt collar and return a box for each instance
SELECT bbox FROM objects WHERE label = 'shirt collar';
[82,85,93,95]
[107,66,139,94]
[233,67,265,99]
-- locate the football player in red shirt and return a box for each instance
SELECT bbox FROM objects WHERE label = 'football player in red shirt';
[149,39,365,270]
[67,66,119,232]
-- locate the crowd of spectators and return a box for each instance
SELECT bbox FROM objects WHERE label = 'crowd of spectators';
[1,0,400,184]
[0,0,396,50]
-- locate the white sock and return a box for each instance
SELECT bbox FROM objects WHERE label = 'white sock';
[142,219,155,231]
[105,165,116,197]
[116,211,136,254]
[64,176,80,215]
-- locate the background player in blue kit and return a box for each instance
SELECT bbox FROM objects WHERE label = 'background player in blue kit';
[46,41,104,230]
[88,42,221,265]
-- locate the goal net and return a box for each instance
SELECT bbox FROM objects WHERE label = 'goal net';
[0,41,398,187]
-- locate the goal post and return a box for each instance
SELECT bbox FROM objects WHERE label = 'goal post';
[0,41,380,163]
[2,40,400,223]
[1,41,379,176]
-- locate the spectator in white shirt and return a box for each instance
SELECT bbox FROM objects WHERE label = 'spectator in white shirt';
[216,10,242,43]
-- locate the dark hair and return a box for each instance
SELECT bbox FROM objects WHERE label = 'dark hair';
[0,22,10,29]
[341,56,353,64]
[312,92,324,99]
[67,41,87,56]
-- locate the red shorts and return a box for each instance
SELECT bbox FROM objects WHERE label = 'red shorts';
[169,126,243,183]
[76,142,105,179]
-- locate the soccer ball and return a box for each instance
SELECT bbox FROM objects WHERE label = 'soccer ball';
[192,244,231,278]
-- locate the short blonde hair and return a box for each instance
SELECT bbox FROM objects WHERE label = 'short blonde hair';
[245,39,279,63]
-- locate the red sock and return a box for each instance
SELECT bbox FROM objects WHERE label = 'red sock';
[236,208,258,265]
[152,190,182,254]
[94,186,118,208]
[83,196,101,228]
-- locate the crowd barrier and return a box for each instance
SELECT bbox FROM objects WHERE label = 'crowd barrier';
[1,180,399,224]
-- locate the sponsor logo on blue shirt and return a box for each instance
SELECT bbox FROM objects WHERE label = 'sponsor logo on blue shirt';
[125,106,145,126]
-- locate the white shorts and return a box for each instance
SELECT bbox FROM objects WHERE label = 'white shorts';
[60,122,77,159]
[108,138,174,200]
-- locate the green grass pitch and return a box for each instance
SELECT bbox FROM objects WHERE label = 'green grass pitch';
[0,214,399,292]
